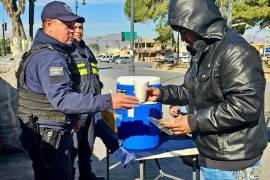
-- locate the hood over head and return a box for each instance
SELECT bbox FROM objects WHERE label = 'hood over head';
[168,0,227,40]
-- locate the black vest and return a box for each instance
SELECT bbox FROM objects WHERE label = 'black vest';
[71,42,103,94]
[16,44,80,123]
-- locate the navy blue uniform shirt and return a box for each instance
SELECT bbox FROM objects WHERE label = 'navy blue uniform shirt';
[25,29,112,115]
[71,40,96,63]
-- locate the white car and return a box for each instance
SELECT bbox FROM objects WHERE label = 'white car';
[115,56,130,64]
[179,52,191,63]
[97,55,113,63]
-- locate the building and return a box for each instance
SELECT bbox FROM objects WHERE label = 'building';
[135,39,179,62]
[134,38,188,62]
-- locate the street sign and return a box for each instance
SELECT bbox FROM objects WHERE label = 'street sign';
[121,32,137,41]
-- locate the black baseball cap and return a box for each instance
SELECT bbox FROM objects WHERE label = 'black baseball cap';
[41,1,85,23]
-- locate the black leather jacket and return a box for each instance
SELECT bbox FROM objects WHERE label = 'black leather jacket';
[160,0,267,165]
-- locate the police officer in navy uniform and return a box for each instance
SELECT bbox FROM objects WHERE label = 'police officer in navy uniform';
[16,1,139,180]
[71,20,127,180]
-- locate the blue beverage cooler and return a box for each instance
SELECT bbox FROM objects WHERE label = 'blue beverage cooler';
[116,76,162,150]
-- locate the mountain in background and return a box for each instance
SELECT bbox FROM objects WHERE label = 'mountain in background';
[84,33,129,50]
[244,34,270,44]
[83,32,270,50]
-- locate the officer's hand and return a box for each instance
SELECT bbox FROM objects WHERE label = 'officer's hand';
[72,121,80,132]
[170,106,180,117]
[111,94,139,110]
[146,87,160,102]
[162,115,192,135]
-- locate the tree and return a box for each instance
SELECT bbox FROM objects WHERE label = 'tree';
[215,0,270,30]
[89,43,100,53]
[233,0,270,28]
[125,0,270,40]
[0,0,26,39]
[124,0,175,52]
[154,16,175,51]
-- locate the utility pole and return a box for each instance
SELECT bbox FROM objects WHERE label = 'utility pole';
[129,0,135,76]
[96,36,101,55]
[264,36,269,58]
[177,32,180,63]
[75,0,86,15]
[29,0,35,40]
[75,0,78,14]
[227,0,233,27]
[2,20,6,56]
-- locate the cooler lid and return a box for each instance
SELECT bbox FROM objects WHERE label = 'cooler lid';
[117,76,161,85]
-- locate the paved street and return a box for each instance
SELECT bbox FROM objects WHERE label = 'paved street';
[0,61,269,180]
[98,62,270,117]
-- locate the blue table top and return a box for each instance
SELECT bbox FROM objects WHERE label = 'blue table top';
[117,135,197,165]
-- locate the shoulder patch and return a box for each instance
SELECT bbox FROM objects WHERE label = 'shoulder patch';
[49,67,64,76]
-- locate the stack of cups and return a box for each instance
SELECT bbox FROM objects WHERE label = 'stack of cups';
[134,79,149,103]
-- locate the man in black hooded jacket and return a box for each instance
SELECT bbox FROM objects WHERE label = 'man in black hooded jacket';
[146,0,267,179]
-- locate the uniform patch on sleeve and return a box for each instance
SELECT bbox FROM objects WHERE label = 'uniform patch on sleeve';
[49,67,64,76]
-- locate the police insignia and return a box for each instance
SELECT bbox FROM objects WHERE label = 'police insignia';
[49,67,64,76]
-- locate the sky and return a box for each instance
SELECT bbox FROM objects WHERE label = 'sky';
[0,0,157,39]
[0,0,269,41]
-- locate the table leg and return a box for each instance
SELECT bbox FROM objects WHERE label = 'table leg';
[139,160,146,180]
[106,148,110,180]
[192,156,200,180]
[192,156,196,180]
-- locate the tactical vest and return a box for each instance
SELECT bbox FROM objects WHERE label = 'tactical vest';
[71,45,103,94]
[16,44,80,123]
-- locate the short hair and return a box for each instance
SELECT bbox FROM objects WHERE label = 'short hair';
[42,21,47,31]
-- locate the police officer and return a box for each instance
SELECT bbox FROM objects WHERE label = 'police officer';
[71,20,123,179]
[16,1,139,180]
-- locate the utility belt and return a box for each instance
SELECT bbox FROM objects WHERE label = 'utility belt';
[25,114,69,149]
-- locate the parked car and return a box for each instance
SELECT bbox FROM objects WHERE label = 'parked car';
[179,52,191,63]
[113,55,120,62]
[164,54,177,63]
[96,55,114,63]
[115,56,130,64]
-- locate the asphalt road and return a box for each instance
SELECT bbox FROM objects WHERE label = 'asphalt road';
[98,61,270,116]
[98,61,187,118]
[98,61,185,86]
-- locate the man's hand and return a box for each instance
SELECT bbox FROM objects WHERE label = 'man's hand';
[146,87,160,102]
[111,94,139,110]
[170,106,180,117]
[162,115,192,135]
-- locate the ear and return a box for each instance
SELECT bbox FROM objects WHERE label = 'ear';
[45,19,52,26]
[43,19,54,32]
